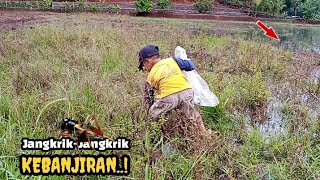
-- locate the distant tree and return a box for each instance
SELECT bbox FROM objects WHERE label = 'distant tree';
[252,0,263,17]
[291,0,303,16]
[246,0,252,16]
[281,0,303,16]
[299,0,320,19]
[265,0,286,16]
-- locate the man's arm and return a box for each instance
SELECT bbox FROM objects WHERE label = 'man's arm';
[173,57,195,71]
[143,81,155,109]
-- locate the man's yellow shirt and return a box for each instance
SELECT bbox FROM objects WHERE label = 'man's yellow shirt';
[147,57,191,99]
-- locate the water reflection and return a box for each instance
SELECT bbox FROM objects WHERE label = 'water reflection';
[240,25,320,53]
[189,23,320,53]
[194,24,320,138]
[243,25,320,138]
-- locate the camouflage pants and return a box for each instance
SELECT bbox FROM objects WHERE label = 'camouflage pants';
[148,88,206,131]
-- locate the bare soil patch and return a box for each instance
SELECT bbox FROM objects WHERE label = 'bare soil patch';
[0,9,64,31]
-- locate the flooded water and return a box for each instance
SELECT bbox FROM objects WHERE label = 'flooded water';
[259,97,285,138]
[191,23,320,54]
[244,25,320,138]
[203,23,320,138]
[240,24,320,54]
[189,22,320,138]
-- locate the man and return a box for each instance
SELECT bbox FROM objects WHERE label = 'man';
[138,45,209,134]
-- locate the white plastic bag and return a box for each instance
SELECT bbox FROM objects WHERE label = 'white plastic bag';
[175,46,219,107]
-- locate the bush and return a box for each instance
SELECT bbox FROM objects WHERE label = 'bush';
[0,2,6,7]
[89,4,99,12]
[194,0,213,13]
[157,0,171,9]
[44,0,53,9]
[135,0,153,13]
[15,1,24,8]
[261,0,286,16]
[107,4,121,13]
[74,0,86,11]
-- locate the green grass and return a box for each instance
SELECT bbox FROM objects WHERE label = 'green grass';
[0,14,319,179]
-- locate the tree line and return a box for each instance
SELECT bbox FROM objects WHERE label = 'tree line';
[223,0,320,19]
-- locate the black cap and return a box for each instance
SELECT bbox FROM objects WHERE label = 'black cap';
[138,45,159,70]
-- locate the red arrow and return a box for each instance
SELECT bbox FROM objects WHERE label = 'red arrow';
[256,20,279,41]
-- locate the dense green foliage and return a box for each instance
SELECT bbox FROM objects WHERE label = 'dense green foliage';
[135,0,153,13]
[262,0,286,16]
[299,0,320,19]
[222,0,320,19]
[107,4,121,13]
[157,0,171,9]
[194,0,213,13]
[0,0,52,10]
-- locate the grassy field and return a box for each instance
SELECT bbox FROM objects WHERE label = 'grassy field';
[0,13,319,179]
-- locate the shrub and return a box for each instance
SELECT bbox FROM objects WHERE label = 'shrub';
[252,0,263,17]
[44,0,53,10]
[157,0,171,10]
[35,1,41,9]
[89,4,99,12]
[15,1,25,8]
[0,2,6,7]
[62,1,72,12]
[75,0,86,11]
[26,2,32,9]
[194,0,213,13]
[135,0,153,14]
[107,4,121,13]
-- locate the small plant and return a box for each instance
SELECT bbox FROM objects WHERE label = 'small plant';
[98,0,106,12]
[135,0,153,14]
[63,1,72,12]
[75,0,86,11]
[15,2,23,8]
[35,1,41,9]
[157,0,171,10]
[194,0,213,13]
[6,1,12,8]
[13,1,17,8]
[107,4,121,13]
[43,0,53,10]
[26,2,32,9]
[89,4,98,12]
[18,2,26,8]
[0,2,6,7]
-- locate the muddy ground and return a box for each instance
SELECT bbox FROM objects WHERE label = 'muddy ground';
[0,9,65,31]
[2,8,320,33]
[0,9,253,31]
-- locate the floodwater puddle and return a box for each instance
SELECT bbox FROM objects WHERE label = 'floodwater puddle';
[258,97,285,138]
[191,22,320,138]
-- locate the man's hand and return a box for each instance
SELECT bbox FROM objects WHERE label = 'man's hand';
[143,82,155,109]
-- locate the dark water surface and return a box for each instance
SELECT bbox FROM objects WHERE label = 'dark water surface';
[199,23,320,137]
[243,24,320,137]
[240,24,320,54]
